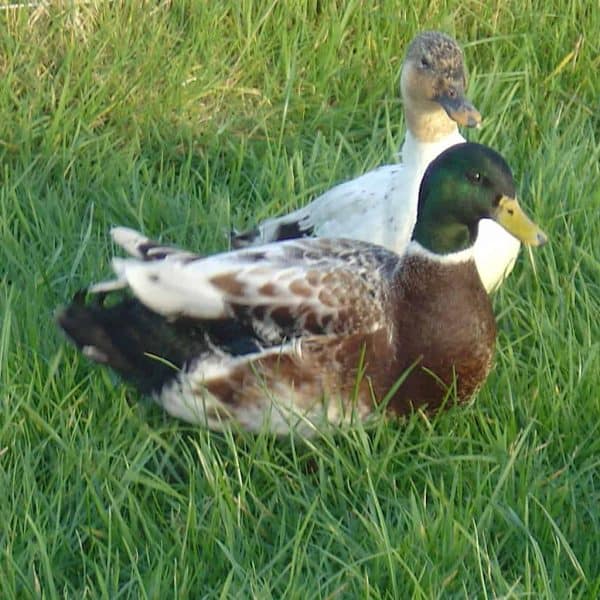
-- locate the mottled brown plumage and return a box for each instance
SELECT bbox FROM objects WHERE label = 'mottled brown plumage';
[56,233,497,435]
[56,143,547,436]
[183,254,495,422]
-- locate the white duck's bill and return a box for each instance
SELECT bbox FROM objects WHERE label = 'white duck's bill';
[436,92,482,128]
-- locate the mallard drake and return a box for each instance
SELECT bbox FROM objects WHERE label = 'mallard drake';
[57,143,547,436]
[232,31,521,293]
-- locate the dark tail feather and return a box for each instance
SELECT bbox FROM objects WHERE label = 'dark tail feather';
[231,220,314,249]
[230,227,259,249]
[56,299,198,394]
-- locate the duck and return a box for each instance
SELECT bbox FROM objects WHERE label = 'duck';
[231,31,521,293]
[57,143,547,437]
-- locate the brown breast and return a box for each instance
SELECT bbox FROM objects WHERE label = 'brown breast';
[377,255,496,414]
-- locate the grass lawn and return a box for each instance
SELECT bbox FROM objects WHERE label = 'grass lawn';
[1,1,599,597]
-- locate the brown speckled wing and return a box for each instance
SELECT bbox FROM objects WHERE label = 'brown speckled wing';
[209,238,398,345]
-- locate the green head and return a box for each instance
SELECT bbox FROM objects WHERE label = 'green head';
[412,142,548,254]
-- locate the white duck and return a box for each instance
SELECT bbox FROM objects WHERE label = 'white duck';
[231,31,521,293]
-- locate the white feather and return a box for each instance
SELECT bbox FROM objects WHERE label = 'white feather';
[406,240,475,265]
[474,220,520,292]
[111,227,151,258]
[88,278,128,293]
[114,257,229,318]
[110,226,199,262]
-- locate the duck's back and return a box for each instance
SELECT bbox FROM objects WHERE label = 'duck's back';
[232,130,466,254]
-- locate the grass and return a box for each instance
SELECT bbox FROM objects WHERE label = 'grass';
[1,0,599,597]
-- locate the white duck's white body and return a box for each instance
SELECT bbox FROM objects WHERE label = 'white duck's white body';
[232,32,521,293]
[252,130,465,252]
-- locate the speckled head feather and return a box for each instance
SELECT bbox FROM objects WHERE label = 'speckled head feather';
[404,31,466,86]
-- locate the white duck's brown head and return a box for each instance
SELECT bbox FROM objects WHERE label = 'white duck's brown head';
[400,31,482,141]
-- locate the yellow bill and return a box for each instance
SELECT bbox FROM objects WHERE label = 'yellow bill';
[493,196,548,246]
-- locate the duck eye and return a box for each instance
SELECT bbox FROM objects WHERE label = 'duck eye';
[420,57,431,69]
[467,172,482,184]
[447,87,457,98]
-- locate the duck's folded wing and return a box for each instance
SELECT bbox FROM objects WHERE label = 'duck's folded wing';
[232,164,403,247]
[105,239,392,344]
